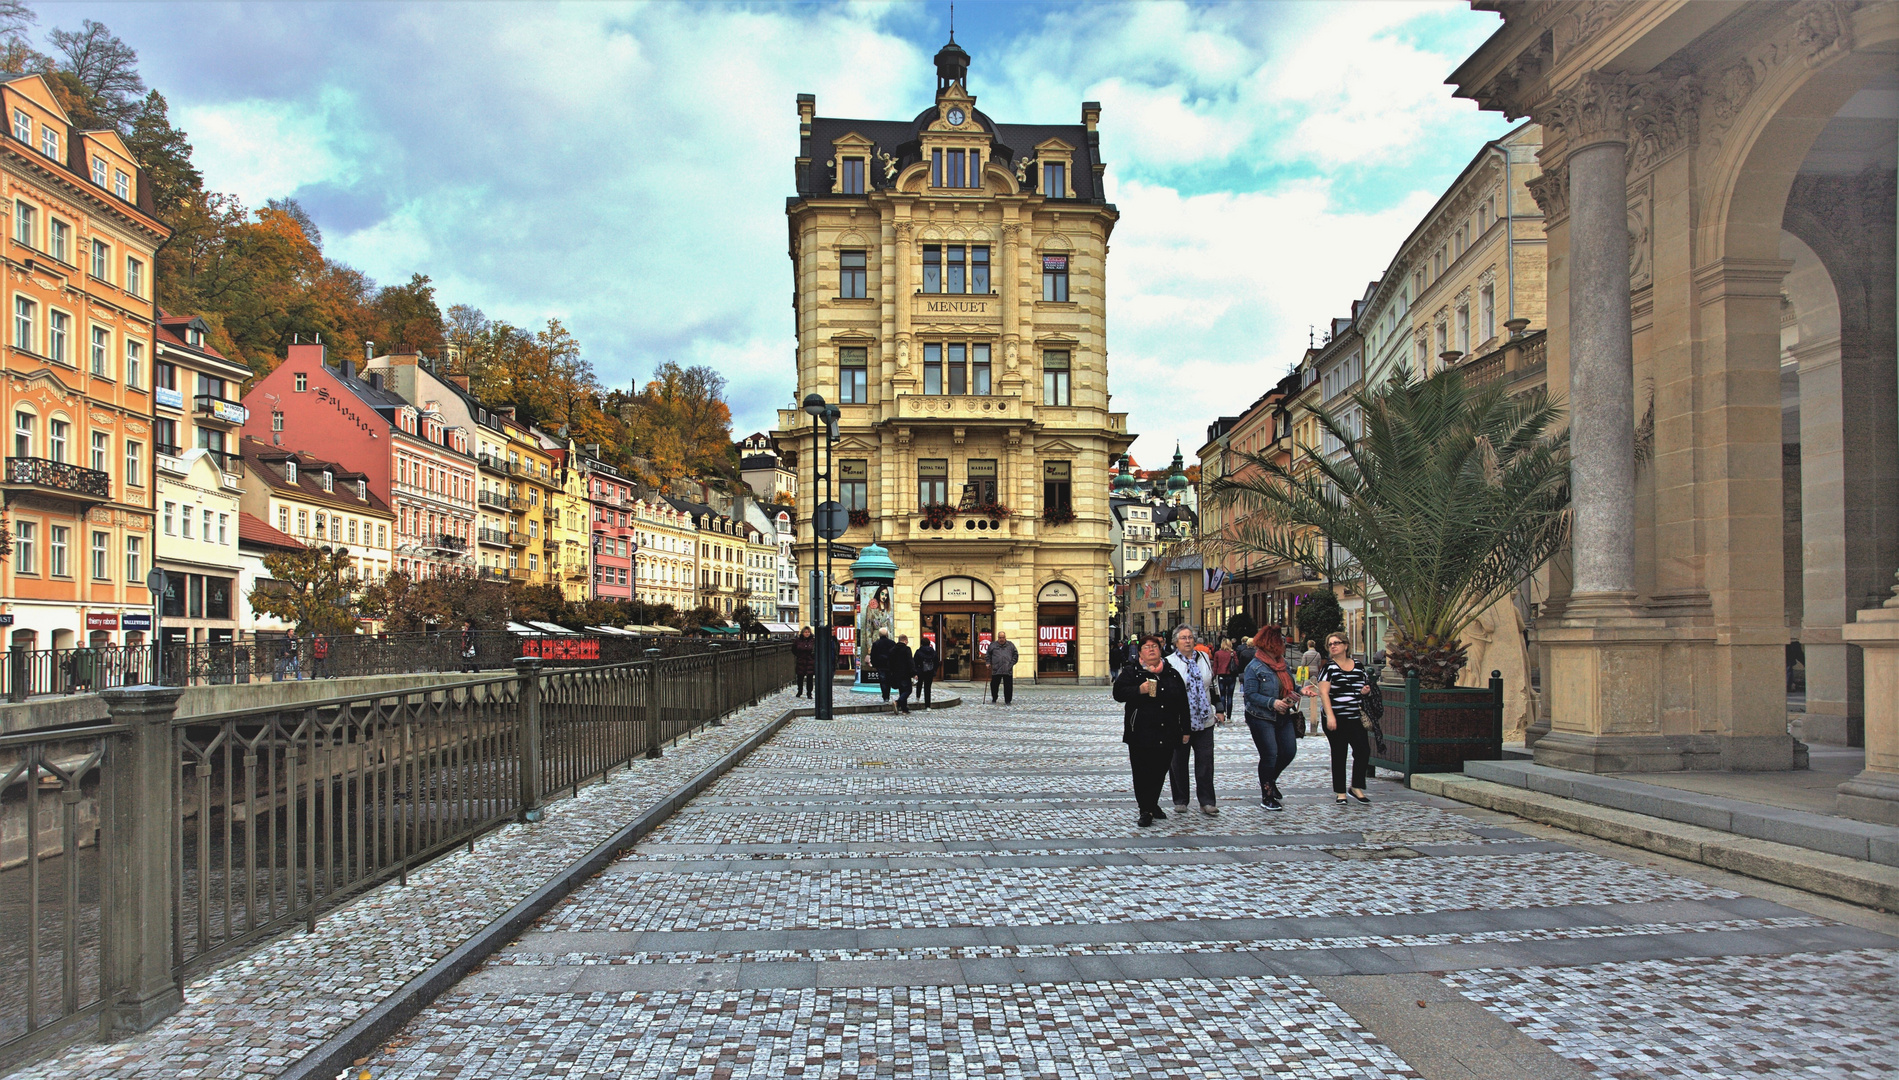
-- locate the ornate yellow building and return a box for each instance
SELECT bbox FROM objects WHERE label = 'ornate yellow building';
[774,36,1131,683]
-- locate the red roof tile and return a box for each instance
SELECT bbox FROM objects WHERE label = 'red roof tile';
[239,512,303,551]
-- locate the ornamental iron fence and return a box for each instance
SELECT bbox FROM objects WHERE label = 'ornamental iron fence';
[0,642,792,1071]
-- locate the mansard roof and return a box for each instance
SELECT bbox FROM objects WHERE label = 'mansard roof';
[799,110,1104,203]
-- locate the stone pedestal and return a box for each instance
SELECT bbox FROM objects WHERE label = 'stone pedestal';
[1838,577,1899,823]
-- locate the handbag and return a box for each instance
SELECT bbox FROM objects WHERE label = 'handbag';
[1362,675,1384,731]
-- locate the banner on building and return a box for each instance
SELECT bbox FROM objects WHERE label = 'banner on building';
[86,612,119,630]
[121,614,152,631]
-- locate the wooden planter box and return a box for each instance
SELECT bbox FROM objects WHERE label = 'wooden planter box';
[1370,670,1504,783]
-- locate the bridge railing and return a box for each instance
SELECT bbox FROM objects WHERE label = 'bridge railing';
[0,642,791,1072]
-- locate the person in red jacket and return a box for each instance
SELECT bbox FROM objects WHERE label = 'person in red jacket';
[311,633,331,679]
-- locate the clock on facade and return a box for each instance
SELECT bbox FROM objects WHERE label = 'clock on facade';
[946,107,965,126]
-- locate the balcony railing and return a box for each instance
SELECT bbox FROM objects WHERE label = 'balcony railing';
[507,566,528,580]
[477,526,509,546]
[507,531,528,547]
[507,496,532,513]
[192,395,248,424]
[3,456,110,501]
[477,490,509,509]
[421,533,467,553]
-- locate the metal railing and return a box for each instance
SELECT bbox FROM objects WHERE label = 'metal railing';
[0,642,792,1070]
[4,632,735,701]
[3,457,110,500]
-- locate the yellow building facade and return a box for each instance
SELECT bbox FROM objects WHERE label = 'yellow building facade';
[774,37,1130,682]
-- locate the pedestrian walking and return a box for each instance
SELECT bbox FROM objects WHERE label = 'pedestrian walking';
[1300,638,1324,735]
[792,626,817,698]
[1114,634,1190,828]
[886,634,916,714]
[1165,626,1224,815]
[1109,637,1128,680]
[1213,638,1239,715]
[870,628,896,702]
[912,637,939,707]
[460,622,479,673]
[1318,631,1373,805]
[987,630,1019,704]
[312,633,331,679]
[282,631,303,681]
[1242,627,1311,811]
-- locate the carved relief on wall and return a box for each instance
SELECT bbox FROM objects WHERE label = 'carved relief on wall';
[1703,0,1854,149]
[1627,182,1654,291]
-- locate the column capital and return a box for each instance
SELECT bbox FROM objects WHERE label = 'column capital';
[1537,70,1632,154]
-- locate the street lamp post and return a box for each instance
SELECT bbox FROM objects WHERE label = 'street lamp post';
[803,394,840,721]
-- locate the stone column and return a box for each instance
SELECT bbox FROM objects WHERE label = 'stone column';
[98,684,186,1035]
[1531,73,1673,773]
[1839,570,1899,823]
[1559,72,1638,608]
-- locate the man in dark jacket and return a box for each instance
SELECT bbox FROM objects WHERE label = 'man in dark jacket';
[885,634,916,713]
[869,629,896,701]
[912,637,939,707]
[987,631,1020,704]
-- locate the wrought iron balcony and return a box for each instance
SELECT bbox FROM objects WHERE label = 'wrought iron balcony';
[421,533,467,553]
[507,566,528,581]
[477,490,509,509]
[507,531,528,548]
[477,526,509,547]
[3,456,111,502]
[193,395,248,424]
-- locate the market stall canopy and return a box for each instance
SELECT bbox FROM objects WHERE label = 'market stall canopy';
[529,621,579,635]
[506,621,540,635]
[761,622,798,634]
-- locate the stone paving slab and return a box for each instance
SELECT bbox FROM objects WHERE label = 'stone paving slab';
[6,689,802,1080]
[361,687,1899,1079]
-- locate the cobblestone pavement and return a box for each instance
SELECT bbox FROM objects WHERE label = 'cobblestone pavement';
[10,689,802,1080]
[363,685,1899,1079]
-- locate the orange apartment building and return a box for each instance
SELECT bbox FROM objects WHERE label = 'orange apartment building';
[0,73,168,653]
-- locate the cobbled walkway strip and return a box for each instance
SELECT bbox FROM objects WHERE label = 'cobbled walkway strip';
[8,688,803,1080]
[362,686,1899,1079]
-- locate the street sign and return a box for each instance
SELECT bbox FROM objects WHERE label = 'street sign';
[814,500,849,540]
[828,543,859,560]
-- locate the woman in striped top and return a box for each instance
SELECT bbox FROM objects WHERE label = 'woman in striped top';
[1318,631,1373,805]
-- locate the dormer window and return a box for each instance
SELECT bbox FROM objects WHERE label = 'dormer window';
[1042,162,1066,199]
[113,170,130,201]
[322,471,334,492]
[11,110,27,142]
[40,125,57,159]
[356,479,367,499]
[186,327,204,347]
[285,460,297,483]
[840,157,864,194]
[91,156,107,187]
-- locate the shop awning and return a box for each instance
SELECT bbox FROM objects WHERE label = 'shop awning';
[506,621,540,635]
[760,622,798,634]
[528,621,579,635]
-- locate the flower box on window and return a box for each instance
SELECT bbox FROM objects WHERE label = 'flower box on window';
[921,503,957,529]
[1041,505,1076,526]
[847,508,870,527]
[973,501,1011,519]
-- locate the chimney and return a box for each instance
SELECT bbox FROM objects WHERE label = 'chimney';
[286,339,326,367]
[340,358,355,380]
[449,374,471,390]
[365,341,375,360]
[369,372,385,390]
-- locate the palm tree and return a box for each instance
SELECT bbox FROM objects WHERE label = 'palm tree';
[1207,365,1569,688]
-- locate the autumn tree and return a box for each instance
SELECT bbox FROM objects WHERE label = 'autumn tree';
[247,548,359,636]
[623,362,735,488]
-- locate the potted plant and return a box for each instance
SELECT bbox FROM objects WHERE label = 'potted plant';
[847,508,870,528]
[975,500,1011,519]
[921,503,957,529]
[1207,364,1569,779]
[1041,504,1076,526]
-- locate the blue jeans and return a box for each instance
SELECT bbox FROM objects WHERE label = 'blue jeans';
[1247,713,1299,793]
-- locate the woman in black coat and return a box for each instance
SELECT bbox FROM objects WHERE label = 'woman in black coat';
[1113,634,1192,827]
[792,626,817,698]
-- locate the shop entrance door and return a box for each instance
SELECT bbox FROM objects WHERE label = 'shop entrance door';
[925,610,994,683]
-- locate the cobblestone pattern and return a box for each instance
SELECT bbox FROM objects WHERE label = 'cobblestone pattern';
[377,978,1423,1079]
[1444,949,1899,1079]
[495,915,1830,967]
[7,689,801,1080]
[538,853,1732,932]
[362,687,1897,1079]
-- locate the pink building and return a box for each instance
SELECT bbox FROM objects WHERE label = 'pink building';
[241,343,476,579]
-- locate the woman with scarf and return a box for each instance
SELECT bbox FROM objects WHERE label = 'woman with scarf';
[1242,627,1308,811]
[1113,634,1190,827]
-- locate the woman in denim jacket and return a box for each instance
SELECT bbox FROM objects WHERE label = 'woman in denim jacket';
[1242,627,1310,811]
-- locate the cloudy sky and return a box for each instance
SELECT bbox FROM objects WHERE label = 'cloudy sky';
[50,0,1512,465]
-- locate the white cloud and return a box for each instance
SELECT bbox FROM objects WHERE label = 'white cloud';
[108,0,1510,465]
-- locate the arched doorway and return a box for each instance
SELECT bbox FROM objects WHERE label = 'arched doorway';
[1036,580,1078,679]
[920,576,994,683]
